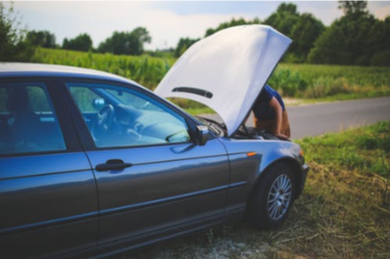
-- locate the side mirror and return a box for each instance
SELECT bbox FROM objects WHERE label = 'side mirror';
[196,125,209,146]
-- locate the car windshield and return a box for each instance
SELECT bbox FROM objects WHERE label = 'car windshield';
[105,88,226,137]
[105,89,163,112]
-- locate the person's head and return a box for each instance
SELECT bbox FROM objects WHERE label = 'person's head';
[6,87,30,114]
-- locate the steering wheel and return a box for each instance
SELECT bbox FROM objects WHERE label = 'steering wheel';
[92,104,115,141]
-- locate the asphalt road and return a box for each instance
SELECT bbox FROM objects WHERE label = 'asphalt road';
[202,96,390,139]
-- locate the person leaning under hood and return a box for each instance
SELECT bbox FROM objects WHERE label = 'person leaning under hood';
[252,85,291,140]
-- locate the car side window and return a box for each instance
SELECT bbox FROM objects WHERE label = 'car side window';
[66,82,191,148]
[0,83,66,155]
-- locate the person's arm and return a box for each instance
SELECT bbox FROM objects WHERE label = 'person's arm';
[243,111,251,125]
[269,97,288,139]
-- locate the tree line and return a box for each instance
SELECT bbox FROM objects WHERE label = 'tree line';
[26,27,151,56]
[176,1,390,67]
[1,1,389,66]
[0,2,151,58]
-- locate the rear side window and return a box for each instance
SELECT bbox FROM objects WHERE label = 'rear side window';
[0,83,66,155]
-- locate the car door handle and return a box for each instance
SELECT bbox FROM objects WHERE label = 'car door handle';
[95,159,133,172]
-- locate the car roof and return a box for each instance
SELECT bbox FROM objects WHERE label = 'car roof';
[0,62,140,86]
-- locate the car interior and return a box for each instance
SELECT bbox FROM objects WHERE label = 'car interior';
[0,85,66,155]
[67,85,191,149]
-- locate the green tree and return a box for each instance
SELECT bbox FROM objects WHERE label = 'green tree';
[128,27,151,55]
[98,27,151,55]
[174,37,199,57]
[27,30,56,48]
[370,16,390,66]
[264,3,300,36]
[201,4,324,63]
[182,17,259,56]
[309,1,390,66]
[0,2,34,61]
[289,13,325,62]
[204,17,260,37]
[308,26,351,65]
[264,3,324,62]
[339,1,368,17]
[335,1,374,65]
[63,33,93,52]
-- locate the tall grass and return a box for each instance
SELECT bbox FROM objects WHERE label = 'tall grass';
[299,121,390,177]
[269,64,390,99]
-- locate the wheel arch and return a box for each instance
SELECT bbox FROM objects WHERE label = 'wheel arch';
[253,157,303,200]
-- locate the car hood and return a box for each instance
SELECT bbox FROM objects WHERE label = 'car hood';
[154,25,292,137]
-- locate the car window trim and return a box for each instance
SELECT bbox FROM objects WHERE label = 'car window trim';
[0,77,83,158]
[47,79,83,151]
[58,80,97,151]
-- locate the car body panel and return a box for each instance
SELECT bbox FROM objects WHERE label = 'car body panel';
[0,153,98,258]
[0,56,308,259]
[155,25,292,136]
[219,137,305,206]
[85,140,230,243]
[57,78,232,244]
[221,137,303,177]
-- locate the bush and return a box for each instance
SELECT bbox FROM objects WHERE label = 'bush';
[371,49,390,67]
[268,69,307,97]
[0,2,35,61]
[304,77,351,98]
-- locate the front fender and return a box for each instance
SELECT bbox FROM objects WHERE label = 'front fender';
[256,140,307,199]
[257,140,301,176]
[219,138,305,210]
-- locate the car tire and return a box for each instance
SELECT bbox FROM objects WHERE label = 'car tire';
[248,163,296,230]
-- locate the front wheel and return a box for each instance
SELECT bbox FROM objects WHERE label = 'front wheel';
[248,163,296,229]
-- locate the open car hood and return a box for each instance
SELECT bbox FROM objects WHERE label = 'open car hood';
[154,25,292,137]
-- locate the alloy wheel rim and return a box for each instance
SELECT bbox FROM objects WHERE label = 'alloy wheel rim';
[267,174,292,220]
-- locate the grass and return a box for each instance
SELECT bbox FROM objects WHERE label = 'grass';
[269,64,390,100]
[113,121,390,259]
[30,48,390,114]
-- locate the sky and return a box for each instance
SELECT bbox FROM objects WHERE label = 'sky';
[6,1,390,50]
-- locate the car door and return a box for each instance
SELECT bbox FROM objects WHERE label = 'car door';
[64,81,230,244]
[0,80,98,259]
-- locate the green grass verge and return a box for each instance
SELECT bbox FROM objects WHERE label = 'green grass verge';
[298,121,390,178]
[116,121,390,259]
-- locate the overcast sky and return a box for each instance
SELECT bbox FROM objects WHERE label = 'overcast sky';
[8,1,390,50]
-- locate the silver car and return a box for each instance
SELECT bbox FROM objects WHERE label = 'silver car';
[0,25,309,259]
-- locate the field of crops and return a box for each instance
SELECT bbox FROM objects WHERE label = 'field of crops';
[32,48,390,110]
[270,64,390,100]
[32,48,176,89]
